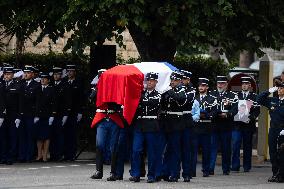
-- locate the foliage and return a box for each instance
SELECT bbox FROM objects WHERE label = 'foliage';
[0,52,88,74]
[116,53,141,65]
[173,55,232,88]
[1,1,284,61]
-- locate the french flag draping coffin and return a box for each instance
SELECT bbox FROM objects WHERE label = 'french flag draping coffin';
[91,62,178,128]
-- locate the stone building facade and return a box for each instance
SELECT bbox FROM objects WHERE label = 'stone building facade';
[1,29,140,60]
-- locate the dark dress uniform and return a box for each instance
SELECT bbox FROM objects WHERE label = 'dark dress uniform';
[191,78,218,177]
[160,71,187,182]
[50,77,70,161]
[35,84,56,140]
[179,70,196,180]
[231,77,260,172]
[209,76,238,175]
[130,73,162,182]
[63,72,84,161]
[257,85,284,178]
[1,72,22,164]
[19,71,40,162]
[0,81,6,163]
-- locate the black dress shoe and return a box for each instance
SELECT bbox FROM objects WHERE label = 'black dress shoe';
[6,161,13,165]
[223,171,230,175]
[155,176,162,182]
[244,169,250,173]
[90,171,103,179]
[209,171,214,175]
[231,168,240,172]
[276,176,284,183]
[147,178,155,183]
[162,175,169,181]
[130,177,140,182]
[35,158,43,162]
[115,176,123,180]
[168,177,178,182]
[107,173,117,181]
[268,175,277,182]
[0,160,7,164]
[191,172,196,177]
[203,173,209,177]
[183,176,191,182]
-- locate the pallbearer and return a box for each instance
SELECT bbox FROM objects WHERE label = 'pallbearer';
[160,71,187,182]
[129,72,162,183]
[90,102,124,181]
[180,70,198,181]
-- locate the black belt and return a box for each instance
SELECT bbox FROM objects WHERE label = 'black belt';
[137,116,157,119]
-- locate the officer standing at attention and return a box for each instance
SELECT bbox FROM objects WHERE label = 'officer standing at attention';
[160,71,187,182]
[63,64,84,161]
[35,73,56,162]
[191,78,218,177]
[231,77,260,172]
[19,66,40,162]
[0,69,6,164]
[179,70,198,181]
[49,67,70,161]
[209,76,238,175]
[0,67,22,165]
[129,72,161,183]
[257,82,284,182]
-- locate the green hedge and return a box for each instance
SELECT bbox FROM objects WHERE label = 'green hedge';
[0,53,88,74]
[173,55,232,88]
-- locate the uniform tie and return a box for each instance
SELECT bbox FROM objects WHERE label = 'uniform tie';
[243,92,247,99]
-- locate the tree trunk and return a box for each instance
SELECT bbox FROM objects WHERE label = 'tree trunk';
[239,50,254,68]
[15,36,25,67]
[128,24,176,63]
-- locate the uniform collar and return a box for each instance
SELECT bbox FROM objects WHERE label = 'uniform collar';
[26,79,32,85]
[146,89,154,94]
[55,80,61,85]
[42,84,48,89]
[5,80,13,86]
[242,90,249,94]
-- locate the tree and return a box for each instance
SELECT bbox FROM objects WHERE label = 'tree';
[1,0,284,62]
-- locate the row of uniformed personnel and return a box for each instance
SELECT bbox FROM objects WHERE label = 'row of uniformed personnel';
[0,64,84,164]
[90,70,263,183]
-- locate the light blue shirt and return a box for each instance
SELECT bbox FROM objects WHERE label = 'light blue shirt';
[192,99,200,122]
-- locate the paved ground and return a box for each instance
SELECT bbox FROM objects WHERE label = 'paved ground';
[0,161,283,189]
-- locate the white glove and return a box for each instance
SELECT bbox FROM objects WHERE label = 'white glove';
[34,117,40,124]
[77,113,83,123]
[280,130,284,136]
[15,119,21,128]
[49,117,54,126]
[269,87,278,93]
[0,118,4,127]
[62,116,68,126]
